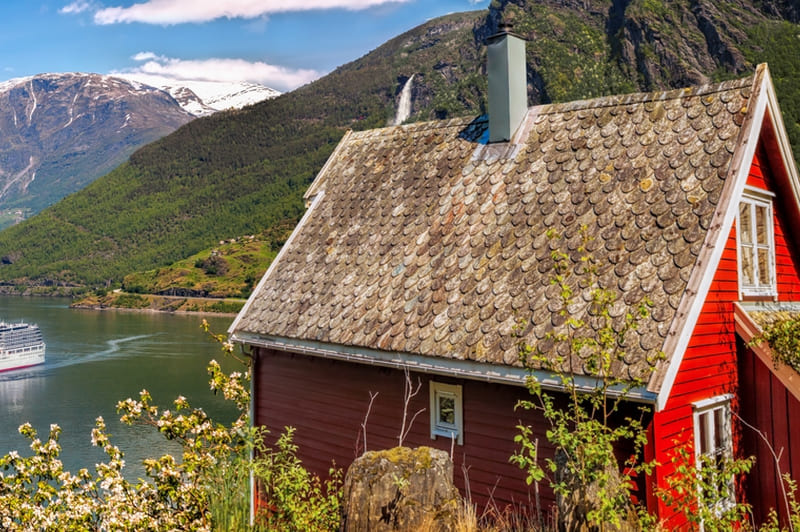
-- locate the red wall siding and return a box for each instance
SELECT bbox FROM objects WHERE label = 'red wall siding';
[740,147,800,523]
[650,146,800,525]
[253,348,643,517]
[253,348,555,512]
[649,225,740,526]
[738,339,800,525]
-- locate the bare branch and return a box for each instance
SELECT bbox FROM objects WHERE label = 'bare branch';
[398,367,424,447]
[736,412,792,531]
[355,391,379,457]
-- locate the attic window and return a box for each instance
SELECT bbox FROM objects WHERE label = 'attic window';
[429,381,463,445]
[693,395,734,515]
[737,187,776,298]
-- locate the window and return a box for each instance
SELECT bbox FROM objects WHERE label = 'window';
[429,381,463,445]
[737,188,776,297]
[693,395,734,513]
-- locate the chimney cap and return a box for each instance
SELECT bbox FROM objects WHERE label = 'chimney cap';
[487,21,525,43]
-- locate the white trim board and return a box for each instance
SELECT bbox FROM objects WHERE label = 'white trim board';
[653,65,780,411]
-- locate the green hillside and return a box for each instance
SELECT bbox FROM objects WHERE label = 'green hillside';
[1,1,800,288]
[121,220,294,298]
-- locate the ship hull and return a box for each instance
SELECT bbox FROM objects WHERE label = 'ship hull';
[0,344,46,372]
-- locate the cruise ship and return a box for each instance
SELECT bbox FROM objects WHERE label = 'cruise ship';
[0,322,45,372]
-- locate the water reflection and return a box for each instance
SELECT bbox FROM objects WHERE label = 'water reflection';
[0,374,44,414]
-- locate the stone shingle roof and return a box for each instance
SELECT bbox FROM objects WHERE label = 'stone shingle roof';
[232,73,756,389]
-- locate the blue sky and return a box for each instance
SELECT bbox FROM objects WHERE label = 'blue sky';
[1,1,489,92]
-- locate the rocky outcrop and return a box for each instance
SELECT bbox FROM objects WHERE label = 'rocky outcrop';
[0,251,20,265]
[759,0,800,23]
[477,0,772,97]
[341,447,461,532]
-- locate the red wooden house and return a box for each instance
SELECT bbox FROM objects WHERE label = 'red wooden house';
[230,26,800,526]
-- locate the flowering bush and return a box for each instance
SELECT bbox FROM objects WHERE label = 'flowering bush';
[0,320,341,531]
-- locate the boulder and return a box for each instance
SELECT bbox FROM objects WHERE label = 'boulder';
[341,446,461,531]
[553,449,640,532]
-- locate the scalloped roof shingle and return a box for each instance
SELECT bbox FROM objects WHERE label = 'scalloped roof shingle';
[232,73,757,391]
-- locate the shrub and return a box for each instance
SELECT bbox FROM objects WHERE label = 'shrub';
[511,228,659,530]
[657,443,753,532]
[206,300,245,314]
[750,316,800,373]
[0,320,341,531]
[196,255,230,277]
[112,293,149,309]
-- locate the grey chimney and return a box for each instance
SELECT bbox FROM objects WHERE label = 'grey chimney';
[487,23,527,143]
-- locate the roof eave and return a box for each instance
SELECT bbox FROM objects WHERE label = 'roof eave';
[231,332,659,404]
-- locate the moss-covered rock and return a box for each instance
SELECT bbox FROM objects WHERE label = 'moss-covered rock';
[341,446,460,532]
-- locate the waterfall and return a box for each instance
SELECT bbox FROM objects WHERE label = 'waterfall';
[393,75,414,126]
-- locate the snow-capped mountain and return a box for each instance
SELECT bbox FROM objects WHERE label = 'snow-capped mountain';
[116,75,281,116]
[0,72,281,227]
[0,72,195,225]
[167,80,280,116]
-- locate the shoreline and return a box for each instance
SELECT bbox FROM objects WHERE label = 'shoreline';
[70,292,246,317]
[69,303,240,318]
[1,288,245,317]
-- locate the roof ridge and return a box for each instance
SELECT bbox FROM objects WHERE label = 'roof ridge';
[535,74,753,116]
[348,73,754,141]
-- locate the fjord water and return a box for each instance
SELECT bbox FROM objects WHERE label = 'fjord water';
[0,296,238,480]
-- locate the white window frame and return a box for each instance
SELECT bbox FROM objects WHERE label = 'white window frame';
[692,395,735,516]
[429,381,463,445]
[737,186,777,298]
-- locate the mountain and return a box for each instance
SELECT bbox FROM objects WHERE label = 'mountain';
[0,73,279,229]
[163,81,281,115]
[115,76,281,117]
[0,73,194,227]
[1,0,800,288]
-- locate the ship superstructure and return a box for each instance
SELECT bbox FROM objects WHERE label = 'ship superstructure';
[0,322,45,372]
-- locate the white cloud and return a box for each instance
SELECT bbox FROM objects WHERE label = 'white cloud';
[94,0,411,25]
[131,51,161,62]
[114,53,321,92]
[59,1,93,14]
